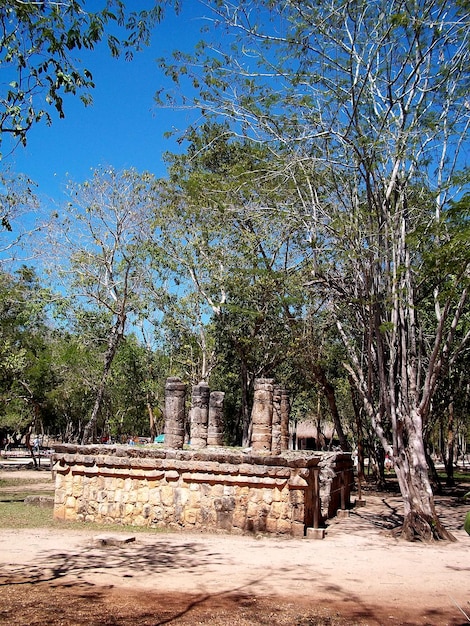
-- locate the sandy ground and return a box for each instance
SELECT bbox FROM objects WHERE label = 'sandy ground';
[0,468,469,625]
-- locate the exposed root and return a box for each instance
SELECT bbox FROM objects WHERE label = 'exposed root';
[400,511,457,542]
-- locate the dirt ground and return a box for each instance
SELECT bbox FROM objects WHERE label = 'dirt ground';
[0,468,469,626]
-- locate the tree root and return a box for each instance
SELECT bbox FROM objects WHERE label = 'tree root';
[400,511,457,542]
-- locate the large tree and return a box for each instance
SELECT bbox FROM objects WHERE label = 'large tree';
[159,0,470,540]
[42,167,159,443]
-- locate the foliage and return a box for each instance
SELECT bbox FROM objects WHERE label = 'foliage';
[158,123,322,443]
[157,0,470,538]
[0,266,58,436]
[0,264,170,443]
[41,167,162,442]
[0,166,38,237]
[0,0,176,156]
[106,335,168,439]
[465,511,470,536]
[44,328,100,441]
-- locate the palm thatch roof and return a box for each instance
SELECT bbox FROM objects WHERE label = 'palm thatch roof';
[292,420,336,440]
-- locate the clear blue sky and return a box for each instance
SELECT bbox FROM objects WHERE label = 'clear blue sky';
[4,4,206,208]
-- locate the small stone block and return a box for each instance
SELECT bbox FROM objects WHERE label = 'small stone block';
[336,509,350,518]
[24,495,54,508]
[355,499,367,507]
[94,535,136,547]
[306,527,325,539]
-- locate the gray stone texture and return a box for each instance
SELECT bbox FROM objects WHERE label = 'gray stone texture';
[164,377,187,449]
[207,391,225,446]
[189,381,211,449]
[251,378,274,452]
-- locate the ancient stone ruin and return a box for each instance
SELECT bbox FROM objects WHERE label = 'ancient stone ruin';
[207,391,225,447]
[52,446,352,537]
[189,380,210,449]
[163,376,290,453]
[163,377,187,448]
[250,378,290,453]
[164,378,226,449]
[51,377,354,538]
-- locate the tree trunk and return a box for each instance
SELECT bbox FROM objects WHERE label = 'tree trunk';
[394,412,456,542]
[81,319,124,444]
[349,378,366,483]
[444,401,455,486]
[311,364,350,452]
[25,431,38,470]
[425,447,443,495]
[147,396,156,441]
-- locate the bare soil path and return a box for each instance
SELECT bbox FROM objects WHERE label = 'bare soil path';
[0,468,469,625]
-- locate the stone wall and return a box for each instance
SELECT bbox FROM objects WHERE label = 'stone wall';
[52,445,353,537]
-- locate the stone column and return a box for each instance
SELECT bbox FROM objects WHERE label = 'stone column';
[280,387,291,451]
[251,378,274,452]
[189,381,210,448]
[272,385,282,454]
[164,377,187,449]
[207,391,225,446]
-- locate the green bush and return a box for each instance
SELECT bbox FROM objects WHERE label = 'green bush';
[465,511,470,536]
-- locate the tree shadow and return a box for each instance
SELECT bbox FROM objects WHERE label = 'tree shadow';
[0,537,225,587]
[434,495,469,532]
[337,496,404,533]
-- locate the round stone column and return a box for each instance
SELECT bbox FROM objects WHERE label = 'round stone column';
[272,385,282,454]
[280,387,291,451]
[189,381,210,448]
[250,378,274,452]
[164,377,187,449]
[207,391,225,446]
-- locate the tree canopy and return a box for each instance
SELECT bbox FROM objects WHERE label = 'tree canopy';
[157,0,470,539]
[0,0,176,156]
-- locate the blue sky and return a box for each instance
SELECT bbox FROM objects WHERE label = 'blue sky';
[3,4,206,208]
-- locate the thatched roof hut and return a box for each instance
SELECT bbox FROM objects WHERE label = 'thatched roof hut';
[290,420,337,450]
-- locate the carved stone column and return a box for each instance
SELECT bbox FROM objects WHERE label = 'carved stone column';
[189,381,210,448]
[272,385,282,454]
[280,387,291,451]
[207,391,225,446]
[163,377,187,449]
[251,378,274,452]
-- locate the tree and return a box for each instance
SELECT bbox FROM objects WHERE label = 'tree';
[106,334,168,441]
[0,0,175,157]
[45,310,108,442]
[0,266,57,454]
[420,195,470,484]
[42,167,159,443]
[0,166,40,267]
[159,0,470,539]
[157,123,313,444]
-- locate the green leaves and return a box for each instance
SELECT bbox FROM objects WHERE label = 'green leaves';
[0,1,176,153]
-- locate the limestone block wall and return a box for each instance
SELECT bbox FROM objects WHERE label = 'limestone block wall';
[52,445,353,537]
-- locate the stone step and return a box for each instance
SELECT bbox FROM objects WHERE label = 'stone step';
[94,535,136,547]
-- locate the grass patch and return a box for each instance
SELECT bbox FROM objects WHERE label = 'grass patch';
[0,477,52,489]
[0,489,54,502]
[437,470,470,483]
[0,501,54,528]
[0,474,169,534]
[0,499,169,534]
